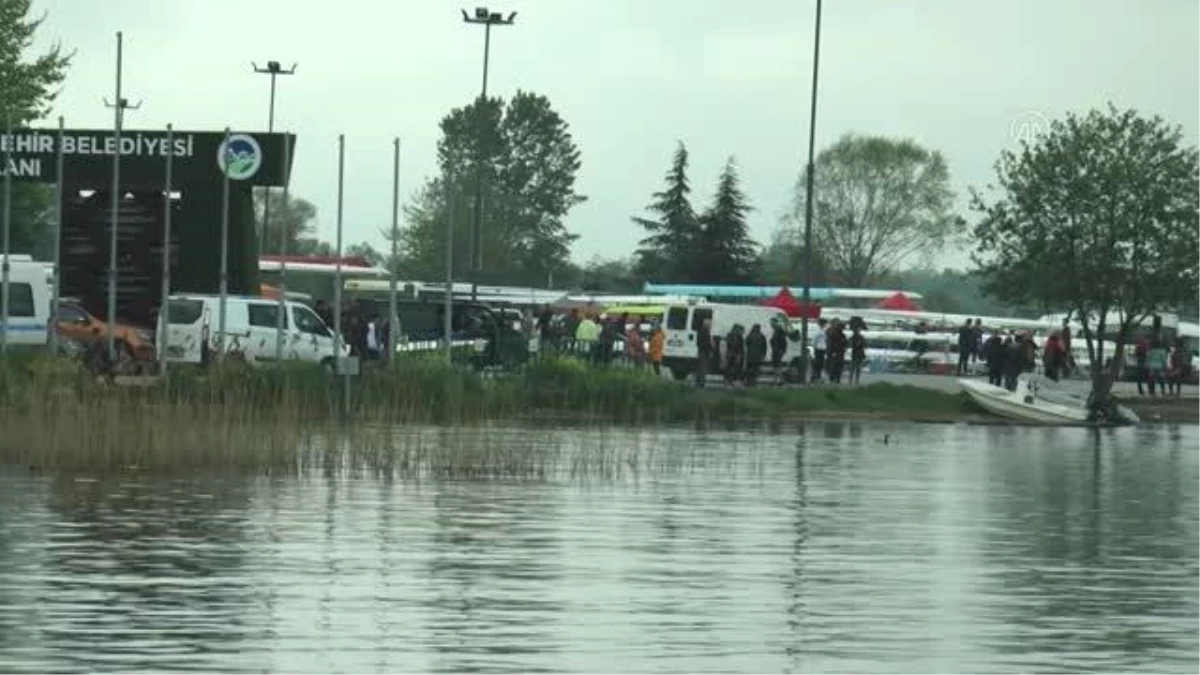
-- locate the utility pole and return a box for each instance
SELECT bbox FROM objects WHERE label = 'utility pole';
[1,112,11,357]
[103,30,142,366]
[461,7,516,301]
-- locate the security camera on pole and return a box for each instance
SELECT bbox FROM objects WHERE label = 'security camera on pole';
[460,6,516,302]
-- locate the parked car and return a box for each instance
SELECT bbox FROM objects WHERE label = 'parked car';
[55,299,156,373]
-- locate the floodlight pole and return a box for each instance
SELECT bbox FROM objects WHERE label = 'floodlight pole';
[158,124,174,376]
[253,60,297,364]
[388,138,401,360]
[461,7,516,302]
[798,0,822,383]
[217,127,231,360]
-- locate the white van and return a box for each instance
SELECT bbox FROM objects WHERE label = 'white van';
[0,257,52,348]
[660,301,795,379]
[157,294,349,366]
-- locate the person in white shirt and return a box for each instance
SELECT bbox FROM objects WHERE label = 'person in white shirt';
[810,318,828,382]
[365,314,381,360]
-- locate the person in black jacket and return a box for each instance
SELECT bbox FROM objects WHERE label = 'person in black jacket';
[956,319,973,376]
[983,332,1005,387]
[848,326,867,385]
[1002,335,1022,392]
[695,318,713,388]
[745,324,767,386]
[769,324,788,382]
[825,319,847,384]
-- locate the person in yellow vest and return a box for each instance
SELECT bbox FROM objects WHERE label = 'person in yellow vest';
[648,319,665,376]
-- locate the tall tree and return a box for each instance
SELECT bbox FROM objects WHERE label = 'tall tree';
[633,142,701,282]
[789,133,963,287]
[398,90,585,287]
[254,191,318,256]
[972,105,1199,415]
[345,241,384,267]
[252,191,343,258]
[697,157,760,284]
[0,0,72,258]
[760,223,830,288]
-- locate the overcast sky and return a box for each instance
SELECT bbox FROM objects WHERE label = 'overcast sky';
[29,0,1200,269]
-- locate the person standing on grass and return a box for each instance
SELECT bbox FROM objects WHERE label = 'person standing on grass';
[770,323,789,383]
[696,318,714,388]
[365,313,382,360]
[848,325,867,385]
[1061,320,1075,376]
[825,319,847,384]
[811,318,828,383]
[971,318,984,364]
[1165,339,1182,397]
[1042,331,1065,382]
[723,325,745,385]
[536,305,557,356]
[1133,335,1149,395]
[648,320,665,376]
[745,324,767,386]
[957,319,973,376]
[625,320,646,369]
[1147,333,1168,396]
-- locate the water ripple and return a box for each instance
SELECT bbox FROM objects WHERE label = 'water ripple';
[0,423,1196,673]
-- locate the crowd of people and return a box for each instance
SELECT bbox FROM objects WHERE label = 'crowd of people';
[307,298,1194,398]
[959,317,1191,397]
[805,318,868,385]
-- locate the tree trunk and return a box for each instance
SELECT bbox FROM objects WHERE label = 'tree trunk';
[1087,343,1125,422]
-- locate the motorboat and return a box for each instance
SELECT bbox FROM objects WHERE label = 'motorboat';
[958,376,1139,425]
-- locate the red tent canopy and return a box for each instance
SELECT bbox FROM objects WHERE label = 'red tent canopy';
[760,286,820,319]
[876,292,920,311]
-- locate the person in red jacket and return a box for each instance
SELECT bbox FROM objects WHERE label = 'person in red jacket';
[1042,331,1066,381]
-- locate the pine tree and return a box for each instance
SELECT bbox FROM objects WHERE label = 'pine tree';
[633,142,702,282]
[698,157,760,284]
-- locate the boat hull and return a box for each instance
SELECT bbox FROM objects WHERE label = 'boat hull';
[959,378,1090,424]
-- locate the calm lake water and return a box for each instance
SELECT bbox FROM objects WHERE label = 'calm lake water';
[0,423,1197,674]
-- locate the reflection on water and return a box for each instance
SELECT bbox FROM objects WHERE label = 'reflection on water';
[0,424,1196,673]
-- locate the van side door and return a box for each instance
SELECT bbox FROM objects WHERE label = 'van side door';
[292,303,335,362]
[247,301,288,362]
[161,298,206,364]
[662,305,693,359]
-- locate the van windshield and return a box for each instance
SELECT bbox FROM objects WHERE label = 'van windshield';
[167,299,204,324]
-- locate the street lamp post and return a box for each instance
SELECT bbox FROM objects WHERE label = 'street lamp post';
[461,6,516,302]
[252,60,296,363]
[798,0,823,383]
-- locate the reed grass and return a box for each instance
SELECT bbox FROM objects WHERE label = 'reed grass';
[0,353,972,473]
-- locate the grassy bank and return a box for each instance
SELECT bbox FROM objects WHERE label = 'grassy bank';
[0,353,976,471]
